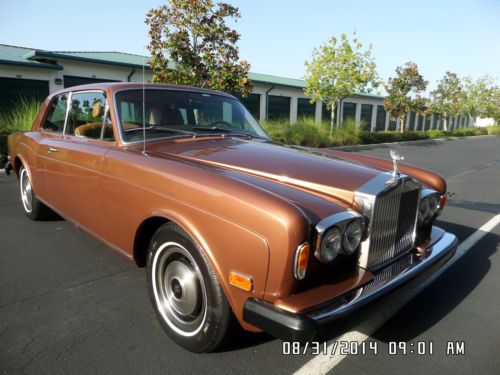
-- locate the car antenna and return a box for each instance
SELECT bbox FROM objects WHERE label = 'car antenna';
[142,51,147,155]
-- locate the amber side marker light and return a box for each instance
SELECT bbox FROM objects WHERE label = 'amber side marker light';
[229,271,253,292]
[440,194,447,211]
[293,242,310,280]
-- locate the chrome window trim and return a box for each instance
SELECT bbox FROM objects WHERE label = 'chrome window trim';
[40,92,70,135]
[63,90,111,141]
[355,172,422,269]
[111,87,270,146]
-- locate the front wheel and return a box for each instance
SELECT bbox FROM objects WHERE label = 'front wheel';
[146,222,233,352]
[19,166,53,220]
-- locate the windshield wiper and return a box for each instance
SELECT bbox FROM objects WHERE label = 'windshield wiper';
[125,126,195,135]
[192,126,264,139]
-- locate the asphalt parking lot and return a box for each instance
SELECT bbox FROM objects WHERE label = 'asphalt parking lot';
[1,135,499,375]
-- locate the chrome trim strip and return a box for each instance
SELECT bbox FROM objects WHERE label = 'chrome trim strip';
[308,231,458,322]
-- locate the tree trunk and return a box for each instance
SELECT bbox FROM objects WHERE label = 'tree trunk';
[399,114,406,133]
[443,117,448,131]
[329,102,336,137]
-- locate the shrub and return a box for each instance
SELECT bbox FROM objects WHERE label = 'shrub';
[0,96,42,162]
[486,126,500,135]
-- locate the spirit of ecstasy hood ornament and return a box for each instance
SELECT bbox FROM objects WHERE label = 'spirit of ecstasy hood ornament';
[389,149,404,181]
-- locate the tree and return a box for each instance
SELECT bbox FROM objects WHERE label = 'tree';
[461,75,496,124]
[383,62,428,133]
[430,72,465,130]
[483,86,500,124]
[304,32,378,135]
[145,0,252,96]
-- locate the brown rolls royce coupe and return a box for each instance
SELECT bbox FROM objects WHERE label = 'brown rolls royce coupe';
[5,83,458,353]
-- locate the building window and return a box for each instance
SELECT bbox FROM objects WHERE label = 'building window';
[425,115,431,131]
[375,105,386,131]
[322,102,337,124]
[297,98,315,120]
[239,93,260,119]
[267,95,290,121]
[388,117,397,131]
[342,102,356,123]
[360,104,372,131]
[409,111,416,129]
[432,114,438,129]
[417,115,424,131]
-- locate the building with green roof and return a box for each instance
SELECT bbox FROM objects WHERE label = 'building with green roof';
[0,44,471,131]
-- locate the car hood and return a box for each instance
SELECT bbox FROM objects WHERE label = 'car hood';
[146,138,382,205]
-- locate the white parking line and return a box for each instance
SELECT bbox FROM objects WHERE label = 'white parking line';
[294,213,500,375]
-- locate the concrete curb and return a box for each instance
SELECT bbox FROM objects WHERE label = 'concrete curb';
[326,134,497,152]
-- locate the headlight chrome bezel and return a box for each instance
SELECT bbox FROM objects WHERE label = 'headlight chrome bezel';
[418,189,442,225]
[314,211,366,263]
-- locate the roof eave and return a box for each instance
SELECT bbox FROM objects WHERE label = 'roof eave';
[0,59,63,70]
[31,51,151,70]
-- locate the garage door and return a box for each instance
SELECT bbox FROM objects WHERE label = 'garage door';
[63,75,119,88]
[0,77,49,115]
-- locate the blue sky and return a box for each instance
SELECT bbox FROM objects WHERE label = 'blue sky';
[1,0,498,91]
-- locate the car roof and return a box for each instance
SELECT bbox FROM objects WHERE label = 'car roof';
[49,82,237,99]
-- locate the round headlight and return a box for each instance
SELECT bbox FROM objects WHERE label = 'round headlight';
[418,197,429,223]
[428,194,439,218]
[343,220,363,254]
[318,227,342,262]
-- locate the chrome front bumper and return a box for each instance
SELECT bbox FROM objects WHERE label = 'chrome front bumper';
[243,231,458,342]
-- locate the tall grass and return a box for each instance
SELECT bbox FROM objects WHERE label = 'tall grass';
[0,96,42,134]
[0,96,42,162]
[262,117,362,147]
[261,116,491,148]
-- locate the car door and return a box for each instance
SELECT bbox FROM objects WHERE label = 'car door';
[43,90,115,235]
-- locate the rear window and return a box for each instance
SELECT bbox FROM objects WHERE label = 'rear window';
[41,94,68,133]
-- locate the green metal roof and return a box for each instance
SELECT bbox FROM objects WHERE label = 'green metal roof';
[247,72,306,89]
[29,50,154,69]
[0,44,62,70]
[0,44,383,98]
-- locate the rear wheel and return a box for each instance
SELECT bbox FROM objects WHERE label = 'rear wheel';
[146,222,233,353]
[19,166,53,220]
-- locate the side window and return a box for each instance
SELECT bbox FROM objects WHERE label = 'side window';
[41,94,68,133]
[66,91,114,141]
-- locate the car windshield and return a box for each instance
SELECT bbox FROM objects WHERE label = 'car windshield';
[114,89,269,143]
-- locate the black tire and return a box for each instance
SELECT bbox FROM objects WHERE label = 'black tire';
[146,222,233,353]
[18,165,53,220]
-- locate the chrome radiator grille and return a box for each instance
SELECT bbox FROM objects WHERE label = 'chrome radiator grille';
[366,185,420,270]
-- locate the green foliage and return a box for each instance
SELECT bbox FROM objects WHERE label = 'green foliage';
[461,75,496,120]
[383,62,428,133]
[145,0,252,96]
[0,96,41,133]
[262,117,490,148]
[430,72,465,130]
[486,126,500,135]
[303,32,379,130]
[0,96,42,162]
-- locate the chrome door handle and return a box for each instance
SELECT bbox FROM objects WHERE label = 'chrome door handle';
[47,148,59,153]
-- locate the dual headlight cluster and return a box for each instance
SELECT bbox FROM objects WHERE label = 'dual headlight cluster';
[315,218,364,263]
[418,190,442,225]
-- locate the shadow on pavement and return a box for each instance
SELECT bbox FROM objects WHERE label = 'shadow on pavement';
[318,220,498,343]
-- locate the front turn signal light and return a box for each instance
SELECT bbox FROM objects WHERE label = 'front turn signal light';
[439,194,447,211]
[229,271,253,292]
[293,242,310,280]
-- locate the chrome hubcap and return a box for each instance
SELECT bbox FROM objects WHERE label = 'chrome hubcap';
[152,242,207,336]
[20,169,33,213]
